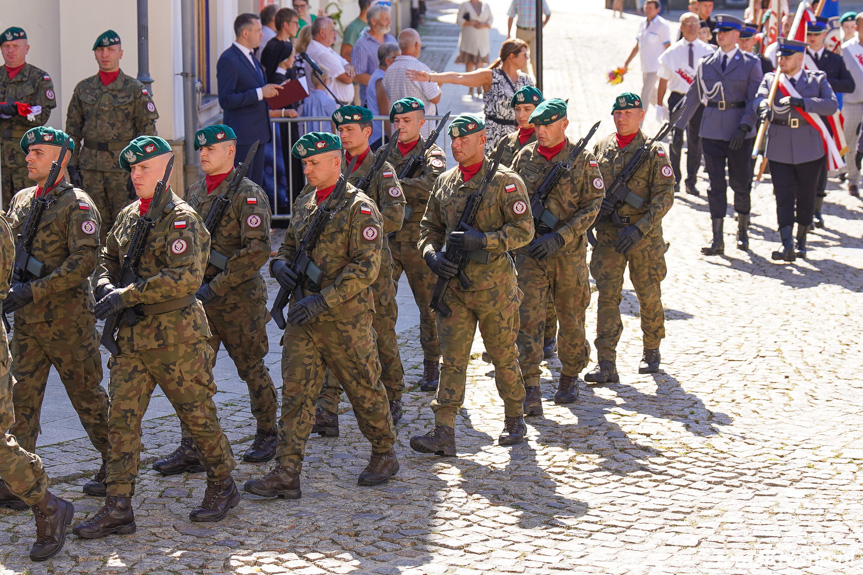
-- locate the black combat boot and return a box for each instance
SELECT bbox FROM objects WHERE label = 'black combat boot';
[152,437,203,476]
[419,359,440,391]
[410,425,456,456]
[82,460,107,497]
[795,226,808,258]
[638,348,661,373]
[243,466,301,499]
[736,213,750,251]
[357,449,399,485]
[813,196,825,228]
[553,375,580,404]
[189,476,241,522]
[389,400,403,425]
[523,385,543,416]
[29,491,74,561]
[498,416,527,446]
[701,218,724,255]
[542,337,557,359]
[0,479,28,511]
[243,428,277,463]
[584,361,620,384]
[771,225,796,262]
[73,496,136,539]
[312,408,339,437]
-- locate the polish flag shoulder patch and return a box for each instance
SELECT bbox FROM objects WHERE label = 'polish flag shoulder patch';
[174,220,187,229]
[383,171,394,178]
[246,197,257,205]
[78,201,90,210]
[171,239,187,254]
[657,149,666,157]
[43,74,51,82]
[505,183,517,193]
[589,159,598,168]
[360,205,372,215]
[362,226,379,241]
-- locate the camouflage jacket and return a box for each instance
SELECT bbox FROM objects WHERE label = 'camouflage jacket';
[5,182,101,324]
[186,172,271,298]
[273,183,383,322]
[0,215,13,424]
[419,157,534,291]
[0,63,56,167]
[385,137,446,242]
[344,151,405,236]
[96,189,211,351]
[66,70,159,172]
[493,129,536,169]
[512,139,604,254]
[592,131,674,235]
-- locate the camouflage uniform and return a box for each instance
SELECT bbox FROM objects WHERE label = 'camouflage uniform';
[185,173,277,436]
[0,63,55,208]
[386,138,446,362]
[513,140,604,386]
[0,214,48,506]
[591,131,674,362]
[65,71,158,239]
[95,189,235,496]
[419,159,534,427]
[274,183,395,473]
[5,183,110,459]
[317,154,406,413]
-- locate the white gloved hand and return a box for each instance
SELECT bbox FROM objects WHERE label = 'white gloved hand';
[655,105,668,124]
[26,105,42,122]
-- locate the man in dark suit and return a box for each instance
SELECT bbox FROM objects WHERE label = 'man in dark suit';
[217,13,283,187]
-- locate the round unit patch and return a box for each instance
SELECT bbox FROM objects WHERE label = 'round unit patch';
[593,177,605,190]
[362,226,379,241]
[661,165,673,178]
[388,186,402,198]
[431,158,445,168]
[512,200,527,215]
[247,214,262,228]
[81,220,96,235]
[171,239,187,254]
[46,89,54,100]
[146,102,156,112]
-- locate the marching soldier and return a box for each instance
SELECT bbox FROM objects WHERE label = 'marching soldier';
[755,39,838,261]
[244,132,398,499]
[0,214,74,562]
[74,136,239,538]
[1,127,111,504]
[0,27,56,208]
[153,125,278,475]
[313,106,406,436]
[512,99,603,412]
[66,30,159,241]
[385,97,446,392]
[411,114,534,456]
[585,93,674,383]
[675,15,762,255]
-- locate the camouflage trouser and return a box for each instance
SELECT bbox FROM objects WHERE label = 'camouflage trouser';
[317,254,404,413]
[434,282,526,427]
[390,237,440,361]
[1,366,48,507]
[516,248,591,386]
[105,339,236,496]
[11,314,110,458]
[545,296,558,340]
[81,169,133,242]
[277,310,395,473]
[0,159,29,212]
[590,225,668,362]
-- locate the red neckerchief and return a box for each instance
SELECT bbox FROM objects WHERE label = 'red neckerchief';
[537,140,566,162]
[99,69,121,86]
[316,184,337,204]
[5,63,24,80]
[205,170,232,194]
[345,147,370,172]
[458,160,484,182]
[616,131,638,149]
[138,197,151,216]
[398,138,420,157]
[518,127,535,146]
[34,181,61,198]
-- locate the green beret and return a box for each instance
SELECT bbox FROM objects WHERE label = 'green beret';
[20,127,75,154]
[612,92,643,113]
[93,30,122,51]
[0,27,26,45]
[389,97,425,121]
[447,114,485,138]
[529,98,567,126]
[194,124,237,151]
[511,86,543,108]
[292,132,342,159]
[119,136,173,172]
[332,105,373,127]
[841,11,858,23]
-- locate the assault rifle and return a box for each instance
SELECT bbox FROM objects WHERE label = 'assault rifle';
[354,129,400,194]
[398,111,451,181]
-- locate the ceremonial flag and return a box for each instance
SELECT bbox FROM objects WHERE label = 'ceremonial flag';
[777,76,845,170]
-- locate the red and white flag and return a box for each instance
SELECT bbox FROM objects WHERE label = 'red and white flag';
[802,48,848,162]
[777,75,845,170]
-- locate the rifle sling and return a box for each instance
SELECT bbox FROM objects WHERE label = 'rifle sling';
[25,255,47,278]
[209,249,229,270]
[467,249,490,264]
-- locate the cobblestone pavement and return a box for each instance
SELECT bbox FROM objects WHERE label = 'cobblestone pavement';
[2,1,863,573]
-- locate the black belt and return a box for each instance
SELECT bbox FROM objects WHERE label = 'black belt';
[772,118,800,128]
[706,101,747,110]
[517,26,535,30]
[486,115,517,126]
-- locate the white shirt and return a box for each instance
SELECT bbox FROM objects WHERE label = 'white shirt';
[842,37,863,103]
[305,39,355,104]
[383,56,442,138]
[636,15,671,73]
[658,37,714,94]
[233,41,264,101]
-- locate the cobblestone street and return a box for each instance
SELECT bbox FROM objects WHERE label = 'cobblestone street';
[2,1,863,573]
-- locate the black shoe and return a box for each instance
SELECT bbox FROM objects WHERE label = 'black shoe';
[419,359,440,392]
[542,337,557,359]
[0,479,28,511]
[701,218,724,255]
[523,385,543,416]
[553,375,580,404]
[410,425,456,456]
[82,461,107,497]
[189,477,241,522]
[795,227,808,259]
[312,409,339,437]
[813,196,825,229]
[243,466,301,499]
[736,213,749,251]
[771,225,796,262]
[73,496,136,539]
[357,449,399,486]
[638,348,661,374]
[152,438,203,476]
[29,491,74,561]
[243,428,277,463]
[584,361,620,384]
[389,400,403,425]
[498,416,526,446]
[685,182,700,196]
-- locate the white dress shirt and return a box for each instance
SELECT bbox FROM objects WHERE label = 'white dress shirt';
[658,37,715,94]
[305,39,355,104]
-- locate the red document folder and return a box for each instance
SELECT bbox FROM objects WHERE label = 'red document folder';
[265,78,309,110]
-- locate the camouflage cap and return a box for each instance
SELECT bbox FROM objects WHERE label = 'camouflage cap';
[194,124,237,150]
[119,136,173,172]
[841,12,858,24]
[0,27,26,45]
[93,30,122,50]
[611,92,643,113]
[448,114,485,138]
[332,105,373,127]
[20,127,75,154]
[292,132,342,159]
[529,98,567,126]
[510,86,543,108]
[389,97,425,121]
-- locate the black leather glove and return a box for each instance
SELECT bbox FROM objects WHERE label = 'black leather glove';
[758,105,774,123]
[286,293,328,326]
[528,233,565,260]
[4,283,34,313]
[127,176,136,199]
[778,96,804,109]
[94,290,125,320]
[599,197,616,218]
[272,259,299,291]
[448,223,487,252]
[0,102,17,116]
[728,125,750,151]
[94,282,116,302]
[196,283,217,305]
[856,151,863,172]
[613,225,644,254]
[67,165,84,188]
[424,251,459,279]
